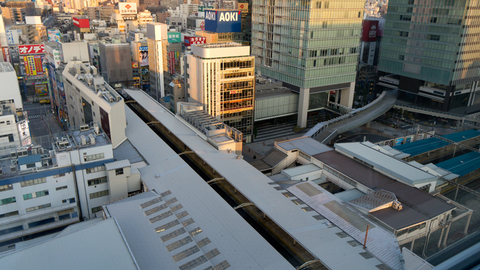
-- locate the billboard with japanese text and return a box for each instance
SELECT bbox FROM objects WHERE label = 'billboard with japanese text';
[362,20,379,42]
[184,36,206,46]
[205,10,241,33]
[23,55,44,76]
[119,3,137,14]
[139,46,148,67]
[19,44,45,55]
[167,32,181,43]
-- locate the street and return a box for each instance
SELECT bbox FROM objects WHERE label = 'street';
[24,103,65,148]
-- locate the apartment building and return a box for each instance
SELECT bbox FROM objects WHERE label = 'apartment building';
[187,43,255,142]
[0,125,141,247]
[62,61,127,148]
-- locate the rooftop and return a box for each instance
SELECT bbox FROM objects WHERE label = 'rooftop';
[0,219,139,270]
[335,142,438,186]
[312,150,455,230]
[122,105,293,270]
[123,89,395,269]
[276,137,333,156]
[435,151,480,177]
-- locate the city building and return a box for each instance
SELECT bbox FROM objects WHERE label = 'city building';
[0,124,142,248]
[187,43,255,142]
[98,42,133,84]
[378,0,480,113]
[62,61,127,148]
[0,63,23,111]
[251,0,365,127]
[0,100,23,157]
[147,23,168,99]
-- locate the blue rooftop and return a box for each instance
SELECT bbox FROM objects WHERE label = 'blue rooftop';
[435,151,480,177]
[442,129,480,142]
[18,155,42,166]
[393,138,449,156]
[393,129,480,156]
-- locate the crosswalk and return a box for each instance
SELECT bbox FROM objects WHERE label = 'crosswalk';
[28,115,42,119]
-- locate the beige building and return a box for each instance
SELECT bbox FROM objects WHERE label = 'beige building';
[147,23,168,99]
[187,43,255,142]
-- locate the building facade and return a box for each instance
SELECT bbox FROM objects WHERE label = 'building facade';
[251,0,365,127]
[378,0,480,113]
[187,43,255,142]
[62,61,127,148]
[147,23,168,99]
[98,43,133,84]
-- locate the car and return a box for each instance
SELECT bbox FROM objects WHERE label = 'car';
[39,99,51,104]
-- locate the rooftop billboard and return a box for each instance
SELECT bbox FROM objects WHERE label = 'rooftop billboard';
[205,10,241,33]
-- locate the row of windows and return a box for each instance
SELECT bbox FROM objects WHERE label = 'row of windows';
[23,190,49,200]
[26,203,51,212]
[88,177,108,186]
[0,210,18,219]
[0,197,16,205]
[0,184,13,192]
[89,190,109,199]
[20,177,46,188]
[86,165,106,174]
[84,153,105,162]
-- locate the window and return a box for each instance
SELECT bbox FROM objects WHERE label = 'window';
[8,134,13,142]
[28,217,55,228]
[0,210,19,219]
[23,190,49,200]
[54,173,66,178]
[115,168,124,175]
[89,190,109,199]
[88,177,107,186]
[26,203,51,212]
[84,153,105,162]
[0,225,23,236]
[20,177,46,187]
[26,163,36,168]
[0,184,13,192]
[56,185,68,191]
[86,165,106,174]
[91,206,103,213]
[0,197,16,205]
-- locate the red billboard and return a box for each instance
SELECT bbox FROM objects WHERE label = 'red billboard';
[19,44,45,55]
[73,17,90,28]
[184,36,206,46]
[362,20,379,42]
[2,47,10,63]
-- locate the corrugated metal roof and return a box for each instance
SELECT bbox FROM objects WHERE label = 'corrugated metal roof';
[393,138,449,156]
[336,142,437,186]
[288,182,404,270]
[262,149,287,167]
[0,219,139,270]
[113,139,145,164]
[105,159,131,171]
[435,151,480,177]
[122,105,293,270]
[124,90,392,270]
[18,154,42,165]
[443,129,480,142]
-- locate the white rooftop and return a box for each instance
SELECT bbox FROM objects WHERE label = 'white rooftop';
[124,90,399,270]
[122,106,292,270]
[0,62,15,73]
[276,137,333,156]
[105,159,131,171]
[335,142,437,186]
[0,219,139,270]
[281,164,321,179]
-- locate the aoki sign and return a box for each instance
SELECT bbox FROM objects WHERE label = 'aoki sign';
[205,10,241,33]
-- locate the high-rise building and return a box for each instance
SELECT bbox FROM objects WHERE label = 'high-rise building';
[98,43,133,84]
[251,0,365,127]
[378,0,480,113]
[187,43,255,142]
[147,23,168,99]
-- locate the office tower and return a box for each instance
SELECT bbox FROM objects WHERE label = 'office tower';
[251,0,365,127]
[187,43,255,142]
[98,43,133,84]
[147,23,168,99]
[378,0,480,112]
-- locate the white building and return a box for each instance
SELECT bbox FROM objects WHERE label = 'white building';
[147,23,168,99]
[0,124,141,247]
[62,61,127,148]
[0,63,23,111]
[0,101,24,156]
[187,43,255,142]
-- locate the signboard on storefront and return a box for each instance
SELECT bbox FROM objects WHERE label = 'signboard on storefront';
[184,36,206,46]
[167,32,181,43]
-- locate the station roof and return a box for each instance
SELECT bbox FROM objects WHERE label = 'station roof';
[122,106,292,270]
[0,219,139,270]
[435,151,480,177]
[392,129,480,156]
[336,142,438,186]
[312,150,455,231]
[124,90,393,270]
[393,138,449,156]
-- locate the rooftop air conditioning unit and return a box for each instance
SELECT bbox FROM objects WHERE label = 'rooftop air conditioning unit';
[89,134,96,145]
[80,135,87,145]
[392,201,402,211]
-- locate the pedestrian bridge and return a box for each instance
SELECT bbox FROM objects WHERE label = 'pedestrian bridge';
[306,90,398,144]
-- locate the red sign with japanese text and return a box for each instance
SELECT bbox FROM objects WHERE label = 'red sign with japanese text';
[19,44,45,55]
[184,36,206,46]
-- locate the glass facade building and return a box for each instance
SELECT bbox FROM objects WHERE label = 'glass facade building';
[251,0,364,88]
[378,0,480,112]
[251,0,364,126]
